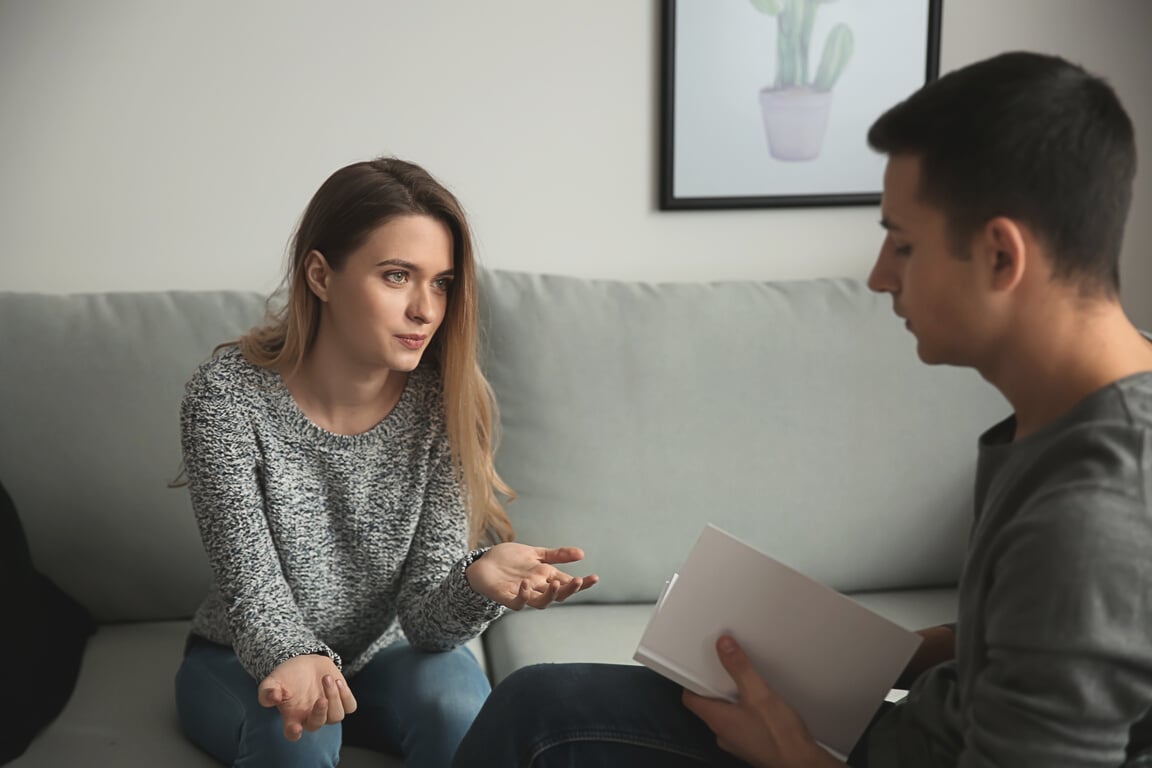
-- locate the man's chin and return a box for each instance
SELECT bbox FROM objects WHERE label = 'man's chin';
[915,342,966,368]
[914,340,945,366]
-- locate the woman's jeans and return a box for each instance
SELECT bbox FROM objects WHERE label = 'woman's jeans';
[175,637,490,768]
[451,663,879,768]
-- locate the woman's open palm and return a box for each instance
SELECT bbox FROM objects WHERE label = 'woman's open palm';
[466,543,599,610]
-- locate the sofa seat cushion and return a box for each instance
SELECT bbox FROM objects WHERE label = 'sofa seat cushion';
[9,620,445,768]
[483,588,958,685]
[847,587,958,630]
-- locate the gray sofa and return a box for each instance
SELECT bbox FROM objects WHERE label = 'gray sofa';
[0,269,1008,767]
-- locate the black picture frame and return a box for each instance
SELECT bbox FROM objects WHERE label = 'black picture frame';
[660,0,943,210]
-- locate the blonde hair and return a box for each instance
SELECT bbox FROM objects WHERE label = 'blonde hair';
[237,157,514,546]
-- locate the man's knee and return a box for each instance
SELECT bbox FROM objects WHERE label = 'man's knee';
[492,664,567,704]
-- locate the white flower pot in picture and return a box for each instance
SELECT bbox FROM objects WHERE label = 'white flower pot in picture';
[758,87,834,162]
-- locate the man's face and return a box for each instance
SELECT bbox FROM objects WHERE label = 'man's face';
[867,154,988,367]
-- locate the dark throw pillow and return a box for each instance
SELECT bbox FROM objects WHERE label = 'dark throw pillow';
[0,479,97,765]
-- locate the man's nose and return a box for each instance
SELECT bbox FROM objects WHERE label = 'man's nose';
[867,250,897,294]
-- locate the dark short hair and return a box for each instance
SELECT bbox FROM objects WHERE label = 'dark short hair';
[868,51,1136,295]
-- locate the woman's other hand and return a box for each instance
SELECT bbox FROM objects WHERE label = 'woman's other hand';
[257,654,358,741]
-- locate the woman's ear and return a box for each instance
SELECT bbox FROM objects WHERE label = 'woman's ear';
[303,251,332,302]
[981,217,1028,293]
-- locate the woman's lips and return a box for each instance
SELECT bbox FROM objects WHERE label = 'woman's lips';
[395,334,426,350]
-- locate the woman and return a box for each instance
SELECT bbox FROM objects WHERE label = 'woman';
[175,157,596,768]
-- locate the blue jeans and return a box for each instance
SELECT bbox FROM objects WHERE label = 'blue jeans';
[452,664,880,768]
[176,637,490,768]
[451,664,748,767]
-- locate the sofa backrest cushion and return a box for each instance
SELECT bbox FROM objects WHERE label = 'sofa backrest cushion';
[478,269,1010,602]
[0,291,266,622]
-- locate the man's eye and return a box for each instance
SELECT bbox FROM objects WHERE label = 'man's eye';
[384,271,408,284]
[894,244,913,256]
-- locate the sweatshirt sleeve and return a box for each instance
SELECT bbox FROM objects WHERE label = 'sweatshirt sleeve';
[957,485,1152,768]
[395,429,505,650]
[180,365,340,679]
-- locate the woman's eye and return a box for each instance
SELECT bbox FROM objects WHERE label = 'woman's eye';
[432,278,453,292]
[384,271,408,284]
[894,244,913,257]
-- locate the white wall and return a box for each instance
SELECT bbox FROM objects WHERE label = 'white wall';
[2,0,1150,325]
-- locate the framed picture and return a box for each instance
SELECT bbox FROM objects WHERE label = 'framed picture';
[660,0,943,210]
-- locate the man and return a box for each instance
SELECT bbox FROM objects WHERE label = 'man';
[453,51,1152,767]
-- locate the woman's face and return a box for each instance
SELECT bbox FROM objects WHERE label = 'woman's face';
[311,214,455,373]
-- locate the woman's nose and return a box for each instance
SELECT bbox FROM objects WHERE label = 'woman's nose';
[407,285,435,324]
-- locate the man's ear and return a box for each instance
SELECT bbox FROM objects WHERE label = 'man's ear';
[980,217,1027,293]
[303,251,332,302]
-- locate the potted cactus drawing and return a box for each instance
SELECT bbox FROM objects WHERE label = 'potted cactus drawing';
[750,0,855,161]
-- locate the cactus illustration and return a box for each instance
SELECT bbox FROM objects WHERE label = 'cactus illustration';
[750,0,854,93]
[750,0,855,160]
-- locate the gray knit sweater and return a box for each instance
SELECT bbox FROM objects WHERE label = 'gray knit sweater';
[179,346,505,681]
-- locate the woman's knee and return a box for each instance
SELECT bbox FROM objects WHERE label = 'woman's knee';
[239,716,343,768]
[175,649,252,763]
[188,690,342,768]
[377,643,491,703]
[404,649,491,728]
[175,647,342,768]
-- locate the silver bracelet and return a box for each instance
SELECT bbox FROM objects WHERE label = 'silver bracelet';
[459,546,488,577]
